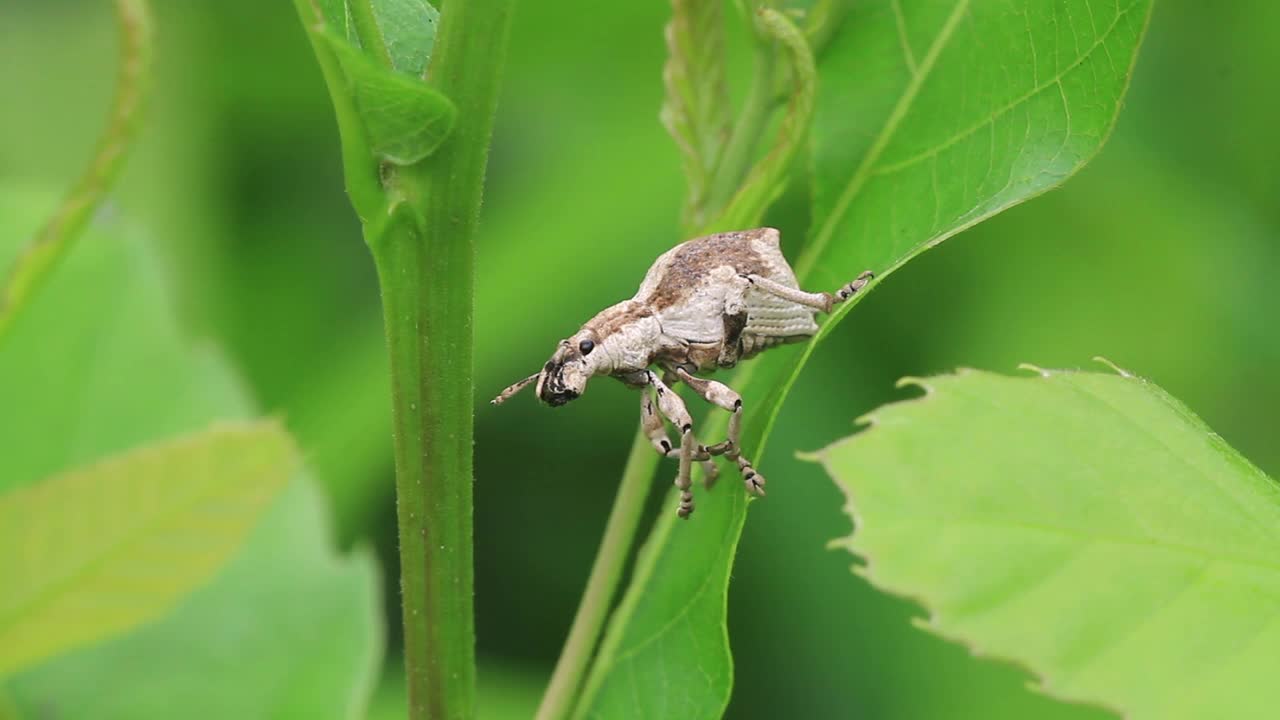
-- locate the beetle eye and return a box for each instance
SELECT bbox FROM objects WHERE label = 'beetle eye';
[578,339,595,355]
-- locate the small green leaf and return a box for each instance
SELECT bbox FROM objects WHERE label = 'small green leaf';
[315,0,352,34]
[0,421,296,677]
[369,0,440,77]
[317,29,455,165]
[317,0,440,77]
[813,366,1280,719]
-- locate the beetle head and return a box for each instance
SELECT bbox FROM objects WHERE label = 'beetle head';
[491,301,655,408]
[535,331,603,407]
[490,329,608,407]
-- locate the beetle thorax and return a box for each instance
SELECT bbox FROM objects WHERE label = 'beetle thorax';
[586,301,660,375]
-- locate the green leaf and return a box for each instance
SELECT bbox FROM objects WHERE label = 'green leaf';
[579,2,1153,717]
[317,0,440,77]
[317,29,455,165]
[573,472,746,720]
[811,366,1280,719]
[8,481,384,719]
[0,421,296,677]
[803,0,1154,281]
[0,186,382,718]
[369,0,440,77]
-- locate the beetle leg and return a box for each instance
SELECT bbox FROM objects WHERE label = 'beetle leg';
[646,371,705,517]
[640,388,675,457]
[640,386,717,485]
[676,428,696,518]
[740,270,875,313]
[700,454,720,490]
[675,369,766,498]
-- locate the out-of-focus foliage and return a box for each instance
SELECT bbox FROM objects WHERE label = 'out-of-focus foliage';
[2,0,1278,717]
[816,367,1280,719]
[0,420,295,677]
[0,188,381,718]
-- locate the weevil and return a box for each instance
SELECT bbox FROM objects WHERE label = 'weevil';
[492,227,874,518]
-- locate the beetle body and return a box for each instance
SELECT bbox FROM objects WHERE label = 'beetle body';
[493,227,874,518]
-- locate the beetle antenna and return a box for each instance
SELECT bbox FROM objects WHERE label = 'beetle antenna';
[491,373,539,405]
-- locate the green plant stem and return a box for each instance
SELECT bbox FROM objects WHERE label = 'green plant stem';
[535,431,659,720]
[366,2,515,719]
[349,0,394,70]
[0,0,152,343]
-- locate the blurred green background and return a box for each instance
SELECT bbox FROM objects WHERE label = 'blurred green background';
[3,1,1277,717]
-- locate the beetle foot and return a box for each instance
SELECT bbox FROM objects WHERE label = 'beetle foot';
[836,270,876,302]
[663,444,711,462]
[737,456,766,497]
[704,439,735,457]
[677,489,695,519]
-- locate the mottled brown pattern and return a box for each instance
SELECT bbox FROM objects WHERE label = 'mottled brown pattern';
[584,300,652,337]
[648,230,772,310]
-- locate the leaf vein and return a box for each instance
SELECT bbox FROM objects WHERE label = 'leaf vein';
[798,0,973,279]
[870,0,1133,179]
[890,0,919,75]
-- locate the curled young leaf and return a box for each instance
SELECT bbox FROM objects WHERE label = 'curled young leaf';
[711,7,816,231]
[661,0,733,231]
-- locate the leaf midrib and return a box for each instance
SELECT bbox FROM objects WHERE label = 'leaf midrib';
[796,0,972,280]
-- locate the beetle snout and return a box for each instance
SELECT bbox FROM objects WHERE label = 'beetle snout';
[541,386,580,407]
[536,353,587,407]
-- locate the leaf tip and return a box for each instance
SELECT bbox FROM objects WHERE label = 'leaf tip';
[1091,355,1134,378]
[825,535,854,552]
[1016,362,1052,378]
[794,448,821,463]
[894,375,934,394]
